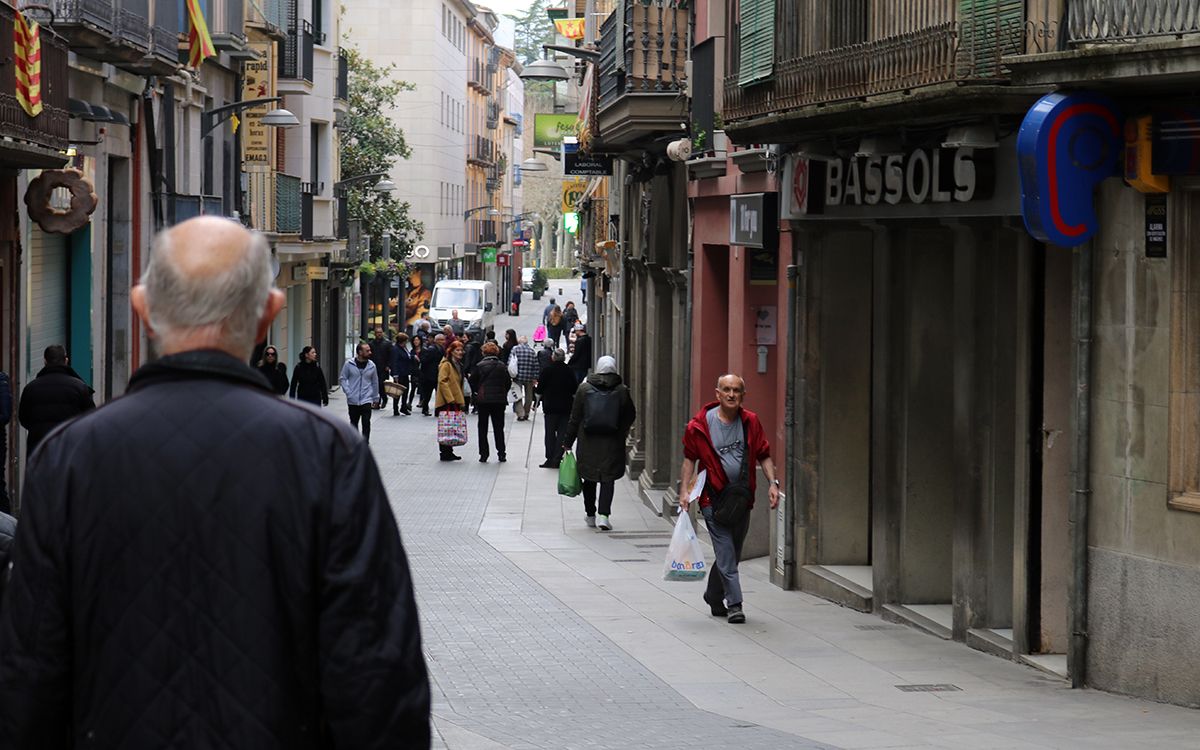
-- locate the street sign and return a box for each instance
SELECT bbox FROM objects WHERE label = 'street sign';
[512,239,528,247]
[535,113,579,148]
[562,179,587,213]
[481,246,498,263]
[497,253,510,266]
[307,266,329,280]
[563,141,613,176]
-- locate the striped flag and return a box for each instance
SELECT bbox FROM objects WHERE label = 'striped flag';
[186,0,216,68]
[14,12,41,117]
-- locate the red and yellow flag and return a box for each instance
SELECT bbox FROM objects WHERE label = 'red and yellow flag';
[554,18,586,40]
[186,0,216,68]
[14,12,41,117]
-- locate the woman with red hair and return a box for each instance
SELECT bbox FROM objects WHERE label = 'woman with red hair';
[435,340,467,461]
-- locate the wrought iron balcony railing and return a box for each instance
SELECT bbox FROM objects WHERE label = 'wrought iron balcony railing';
[280,20,314,82]
[275,173,302,233]
[723,0,1026,123]
[336,50,349,101]
[54,0,115,35]
[113,0,150,55]
[0,3,69,161]
[597,0,689,112]
[1070,0,1200,43]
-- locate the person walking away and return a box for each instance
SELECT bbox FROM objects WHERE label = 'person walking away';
[407,336,423,414]
[256,346,289,395]
[418,334,445,416]
[289,346,329,407]
[18,345,95,455]
[542,296,557,326]
[508,336,539,421]
[535,349,576,468]
[0,370,10,513]
[389,333,415,416]
[546,305,565,347]
[370,327,394,410]
[561,356,636,531]
[562,301,580,331]
[511,288,522,316]
[340,342,379,443]
[0,216,429,747]
[435,340,467,461]
[500,328,518,367]
[468,341,511,463]
[568,324,592,385]
[679,373,780,625]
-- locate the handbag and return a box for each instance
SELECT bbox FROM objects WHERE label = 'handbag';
[711,418,752,528]
[436,410,468,446]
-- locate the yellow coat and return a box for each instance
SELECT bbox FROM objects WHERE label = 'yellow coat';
[435,358,465,409]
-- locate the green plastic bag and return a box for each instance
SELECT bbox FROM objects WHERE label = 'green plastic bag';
[557,451,581,497]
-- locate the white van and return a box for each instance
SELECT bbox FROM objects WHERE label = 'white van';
[429,279,496,335]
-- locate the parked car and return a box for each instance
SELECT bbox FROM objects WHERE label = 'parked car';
[521,267,535,292]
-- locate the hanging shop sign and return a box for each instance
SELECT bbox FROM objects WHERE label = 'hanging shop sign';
[497,253,510,266]
[241,41,273,167]
[481,246,498,263]
[1146,194,1167,258]
[562,179,587,213]
[535,113,579,148]
[1018,91,1121,248]
[730,193,778,250]
[563,140,613,176]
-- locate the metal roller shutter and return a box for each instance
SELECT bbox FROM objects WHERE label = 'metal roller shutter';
[28,226,69,364]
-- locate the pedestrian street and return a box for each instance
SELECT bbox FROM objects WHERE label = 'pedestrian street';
[352,352,1200,749]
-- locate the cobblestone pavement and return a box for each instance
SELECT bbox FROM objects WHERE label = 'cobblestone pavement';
[343,289,1200,749]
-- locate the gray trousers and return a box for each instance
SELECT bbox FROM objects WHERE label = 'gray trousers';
[702,505,751,607]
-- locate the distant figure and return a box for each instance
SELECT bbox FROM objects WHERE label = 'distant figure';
[257,345,289,395]
[535,348,576,469]
[562,301,580,331]
[568,324,592,385]
[511,288,522,316]
[289,345,329,407]
[542,296,557,326]
[340,342,379,443]
[390,333,415,416]
[561,356,636,531]
[18,345,95,455]
[370,327,394,410]
[468,341,511,463]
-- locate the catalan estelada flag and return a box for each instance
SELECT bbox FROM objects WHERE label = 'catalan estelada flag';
[186,0,216,68]
[14,12,41,117]
[553,18,586,40]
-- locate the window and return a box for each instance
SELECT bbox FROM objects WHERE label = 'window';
[432,287,482,310]
[737,0,775,85]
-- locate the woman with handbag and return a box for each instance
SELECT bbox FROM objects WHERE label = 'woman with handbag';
[435,340,467,461]
[561,356,636,531]
[288,346,329,406]
[468,341,512,463]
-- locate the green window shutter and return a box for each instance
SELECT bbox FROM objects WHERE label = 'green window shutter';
[959,0,1025,77]
[738,0,775,86]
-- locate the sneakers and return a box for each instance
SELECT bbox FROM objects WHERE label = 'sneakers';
[703,592,728,617]
[726,604,746,624]
[597,515,612,531]
[585,515,597,528]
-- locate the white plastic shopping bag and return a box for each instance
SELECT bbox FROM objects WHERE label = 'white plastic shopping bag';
[663,509,707,581]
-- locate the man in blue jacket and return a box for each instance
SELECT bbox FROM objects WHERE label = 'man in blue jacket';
[340,342,379,444]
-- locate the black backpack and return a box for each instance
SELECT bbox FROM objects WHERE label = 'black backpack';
[582,387,622,435]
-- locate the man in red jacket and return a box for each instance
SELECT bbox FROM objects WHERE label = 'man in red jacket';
[679,374,780,624]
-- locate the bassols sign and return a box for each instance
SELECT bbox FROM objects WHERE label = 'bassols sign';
[824,147,994,208]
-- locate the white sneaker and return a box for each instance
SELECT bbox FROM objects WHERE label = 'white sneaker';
[586,515,596,528]
[597,515,612,531]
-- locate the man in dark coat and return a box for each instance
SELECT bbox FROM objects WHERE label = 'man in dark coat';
[418,333,445,417]
[568,324,592,385]
[17,345,95,455]
[370,327,394,410]
[561,356,636,531]
[389,332,415,416]
[467,341,512,462]
[535,348,577,468]
[0,217,430,749]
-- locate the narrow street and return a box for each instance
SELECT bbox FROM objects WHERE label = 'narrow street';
[344,291,1200,750]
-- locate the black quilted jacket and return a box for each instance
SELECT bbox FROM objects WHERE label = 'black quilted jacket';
[0,350,430,749]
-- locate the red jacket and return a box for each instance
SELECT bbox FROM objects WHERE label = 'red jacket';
[682,402,771,509]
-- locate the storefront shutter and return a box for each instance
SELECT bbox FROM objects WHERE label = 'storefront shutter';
[738,0,775,86]
[959,0,1025,77]
[28,226,69,369]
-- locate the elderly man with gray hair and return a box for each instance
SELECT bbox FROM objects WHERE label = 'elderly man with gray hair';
[0,217,431,748]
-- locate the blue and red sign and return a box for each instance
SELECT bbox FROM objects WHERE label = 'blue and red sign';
[1018,92,1121,247]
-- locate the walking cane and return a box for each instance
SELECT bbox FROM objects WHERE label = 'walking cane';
[524,395,539,469]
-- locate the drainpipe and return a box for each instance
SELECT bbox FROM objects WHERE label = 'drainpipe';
[781,259,799,590]
[1069,240,1093,689]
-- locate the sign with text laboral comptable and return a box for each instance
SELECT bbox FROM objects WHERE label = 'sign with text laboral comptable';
[534,113,579,148]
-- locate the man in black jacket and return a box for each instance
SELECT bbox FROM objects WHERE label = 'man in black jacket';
[468,341,512,463]
[535,348,578,468]
[418,333,444,417]
[370,327,394,410]
[17,345,95,455]
[0,216,431,749]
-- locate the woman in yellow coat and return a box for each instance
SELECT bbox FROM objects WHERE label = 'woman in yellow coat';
[435,340,466,461]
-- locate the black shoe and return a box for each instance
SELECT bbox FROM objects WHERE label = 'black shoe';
[539,461,554,468]
[703,592,727,617]
[423,410,431,417]
[498,454,506,463]
[726,604,745,624]
[440,455,455,462]
[479,456,488,463]
[450,454,462,461]
[401,408,411,415]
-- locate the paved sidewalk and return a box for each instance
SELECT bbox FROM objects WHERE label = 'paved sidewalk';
[337,339,1200,749]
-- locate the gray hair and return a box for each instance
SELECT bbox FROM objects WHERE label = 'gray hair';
[518,335,529,344]
[552,348,566,363]
[716,373,746,392]
[142,226,272,354]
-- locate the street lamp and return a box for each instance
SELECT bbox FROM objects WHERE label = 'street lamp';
[464,205,500,220]
[200,97,298,137]
[520,158,550,172]
[333,172,396,194]
[521,57,569,82]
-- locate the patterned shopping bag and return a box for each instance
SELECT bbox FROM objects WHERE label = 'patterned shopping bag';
[436,410,468,446]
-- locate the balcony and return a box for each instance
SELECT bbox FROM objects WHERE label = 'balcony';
[279,20,314,85]
[470,218,498,246]
[0,3,69,167]
[165,193,225,226]
[469,57,491,94]
[108,0,150,61]
[595,0,690,149]
[486,100,500,130]
[246,0,288,40]
[469,135,496,167]
[274,173,302,233]
[723,1,1027,129]
[336,50,349,102]
[52,0,115,49]
[1070,0,1200,43]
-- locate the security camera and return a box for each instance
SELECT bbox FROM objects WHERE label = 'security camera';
[666,138,692,162]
